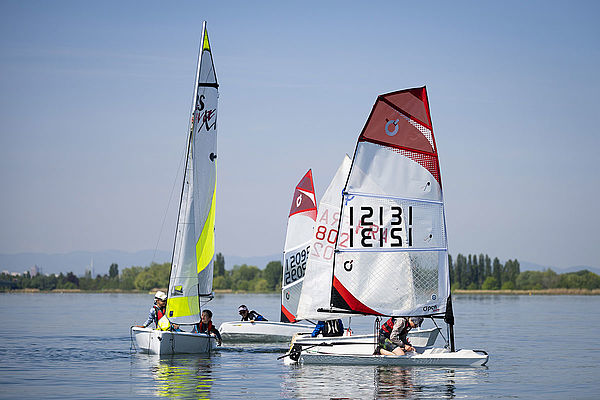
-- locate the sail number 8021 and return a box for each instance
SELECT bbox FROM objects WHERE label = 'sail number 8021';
[284,245,310,285]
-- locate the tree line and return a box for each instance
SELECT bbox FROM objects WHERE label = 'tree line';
[449,253,600,290]
[0,253,283,293]
[1,252,598,292]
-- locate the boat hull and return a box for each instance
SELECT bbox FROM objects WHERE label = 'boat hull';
[292,327,439,355]
[132,327,217,355]
[219,321,314,342]
[297,348,488,367]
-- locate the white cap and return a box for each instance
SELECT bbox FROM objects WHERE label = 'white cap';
[155,290,167,301]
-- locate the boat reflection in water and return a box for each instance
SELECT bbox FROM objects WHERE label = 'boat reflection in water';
[283,363,486,399]
[139,354,215,399]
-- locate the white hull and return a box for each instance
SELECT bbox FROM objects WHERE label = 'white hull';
[219,321,314,342]
[292,327,439,355]
[132,327,217,355]
[296,348,488,367]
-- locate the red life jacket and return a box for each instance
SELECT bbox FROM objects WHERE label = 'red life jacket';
[196,321,214,333]
[379,317,396,338]
[153,305,166,327]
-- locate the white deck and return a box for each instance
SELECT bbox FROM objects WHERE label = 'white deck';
[132,327,217,355]
[218,321,314,342]
[295,348,488,367]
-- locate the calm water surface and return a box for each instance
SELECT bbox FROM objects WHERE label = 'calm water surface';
[1,292,598,399]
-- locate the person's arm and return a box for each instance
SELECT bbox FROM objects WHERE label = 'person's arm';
[210,325,222,344]
[141,307,156,328]
[389,319,407,345]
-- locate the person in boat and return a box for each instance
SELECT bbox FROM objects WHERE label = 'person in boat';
[376,316,424,356]
[311,319,344,337]
[139,290,168,329]
[192,309,222,345]
[137,290,181,332]
[238,304,267,322]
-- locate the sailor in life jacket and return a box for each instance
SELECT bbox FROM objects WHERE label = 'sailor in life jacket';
[140,290,168,328]
[192,309,222,345]
[138,290,181,332]
[238,304,267,322]
[311,319,344,337]
[377,316,424,356]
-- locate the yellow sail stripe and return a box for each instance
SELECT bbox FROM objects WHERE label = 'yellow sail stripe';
[203,28,211,51]
[167,295,200,318]
[196,182,216,273]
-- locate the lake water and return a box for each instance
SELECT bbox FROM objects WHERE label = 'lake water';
[1,292,598,399]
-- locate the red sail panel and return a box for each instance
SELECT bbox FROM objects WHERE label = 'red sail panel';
[289,169,317,220]
[281,304,296,323]
[331,276,383,316]
[358,87,441,186]
[382,87,431,128]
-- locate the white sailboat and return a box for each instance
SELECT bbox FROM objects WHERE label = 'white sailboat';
[286,88,488,366]
[218,170,317,342]
[133,22,219,355]
[288,156,439,351]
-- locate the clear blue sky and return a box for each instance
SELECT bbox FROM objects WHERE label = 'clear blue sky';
[1,1,598,269]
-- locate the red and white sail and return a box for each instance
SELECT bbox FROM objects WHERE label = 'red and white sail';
[281,170,317,322]
[296,155,352,321]
[331,87,449,317]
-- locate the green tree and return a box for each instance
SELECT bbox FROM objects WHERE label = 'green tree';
[263,261,282,290]
[109,263,119,279]
[481,276,499,290]
[214,253,225,277]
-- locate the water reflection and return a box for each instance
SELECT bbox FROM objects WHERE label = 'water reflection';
[283,363,486,399]
[375,367,457,399]
[137,354,215,399]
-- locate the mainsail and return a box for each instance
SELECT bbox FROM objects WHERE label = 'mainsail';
[296,155,352,321]
[281,170,317,323]
[166,22,218,325]
[330,87,449,317]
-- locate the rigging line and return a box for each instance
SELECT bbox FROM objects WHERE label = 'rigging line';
[430,317,448,348]
[151,135,188,264]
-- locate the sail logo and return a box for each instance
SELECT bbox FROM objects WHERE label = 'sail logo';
[422,305,439,312]
[343,260,353,271]
[194,94,217,131]
[385,119,399,136]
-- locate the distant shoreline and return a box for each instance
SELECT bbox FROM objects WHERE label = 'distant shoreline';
[453,288,600,295]
[2,288,599,295]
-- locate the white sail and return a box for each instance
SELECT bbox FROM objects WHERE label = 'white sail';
[166,22,218,325]
[281,170,317,322]
[296,155,352,321]
[330,87,449,317]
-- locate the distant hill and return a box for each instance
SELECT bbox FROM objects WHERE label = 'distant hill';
[0,250,172,276]
[519,260,600,276]
[0,250,282,276]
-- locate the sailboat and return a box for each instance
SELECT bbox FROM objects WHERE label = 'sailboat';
[132,22,219,355]
[218,171,316,342]
[286,88,488,366]
[289,155,439,351]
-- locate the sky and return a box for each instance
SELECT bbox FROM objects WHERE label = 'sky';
[0,1,599,270]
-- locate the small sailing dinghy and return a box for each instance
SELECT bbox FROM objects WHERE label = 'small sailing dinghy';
[285,87,489,366]
[289,156,440,352]
[218,170,317,342]
[133,22,219,355]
